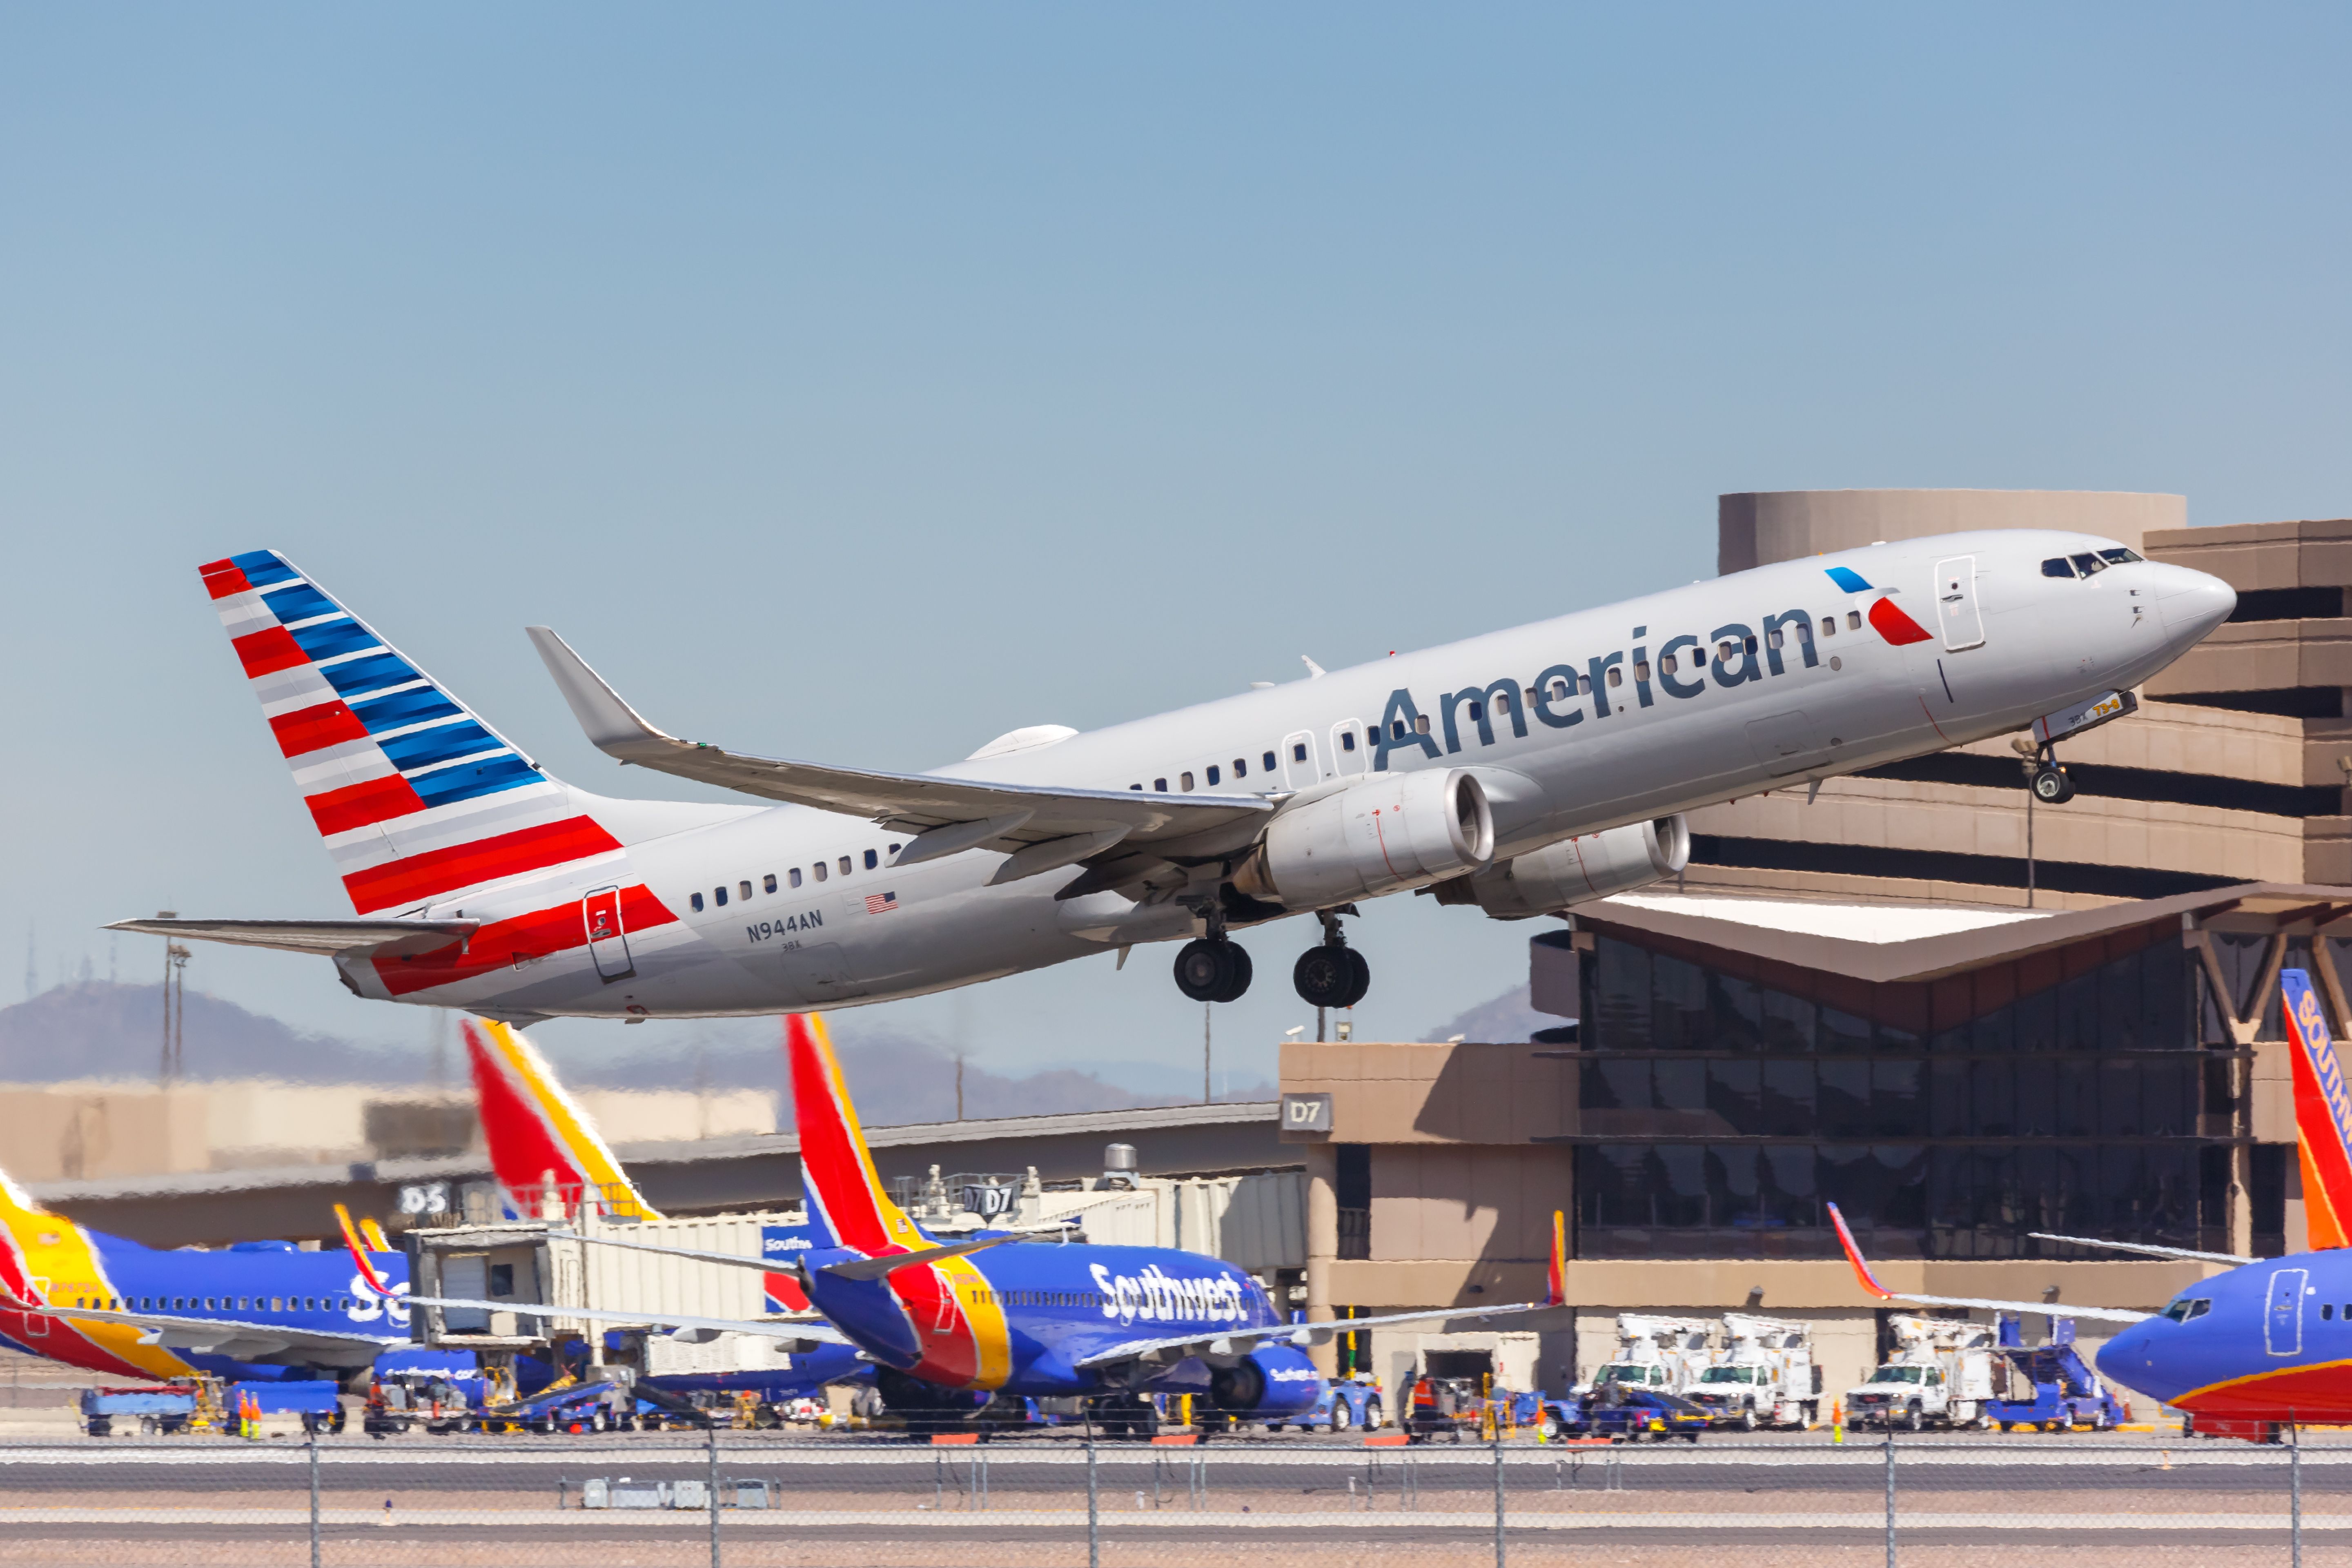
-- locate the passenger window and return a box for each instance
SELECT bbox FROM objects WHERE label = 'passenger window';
[2042,557,2076,578]
[1180,771,1195,791]
[1290,744,1306,764]
[739,880,753,900]
[1264,750,1278,770]
[789,868,803,888]
[2070,552,2106,576]
[690,891,705,912]
[1232,757,1247,777]
[1550,678,1570,700]
[2329,1304,2338,1321]
[1468,700,1483,722]
[838,856,853,876]
[1744,636,1758,654]
[1605,666,1622,688]
[1766,632,1782,650]
[814,862,828,882]
[1659,655,1677,676]
[864,849,878,870]
[1821,617,1835,637]
[1155,777,1168,791]
[714,886,728,907]
[1340,732,1356,752]
[1578,674,1592,695]
[1207,764,1222,785]
[1846,611,1862,630]
[1414,715,1431,735]
[1633,660,1651,681]
[763,873,778,894]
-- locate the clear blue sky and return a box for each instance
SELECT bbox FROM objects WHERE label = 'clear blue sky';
[4,5,2347,1084]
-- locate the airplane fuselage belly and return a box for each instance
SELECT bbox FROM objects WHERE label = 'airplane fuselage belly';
[349,530,2220,1019]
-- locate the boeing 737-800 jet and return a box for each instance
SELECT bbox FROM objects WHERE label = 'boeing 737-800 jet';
[115,535,2232,1022]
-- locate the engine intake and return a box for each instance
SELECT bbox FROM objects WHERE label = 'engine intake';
[1207,1346,1323,1418]
[1456,814,1689,918]
[1234,769,1494,910]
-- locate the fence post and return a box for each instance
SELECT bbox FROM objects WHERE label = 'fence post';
[1493,1429,1506,1568]
[307,1428,320,1568]
[1086,1428,1100,1568]
[2292,1415,2303,1568]
[707,1419,721,1568]
[1883,1425,1896,1568]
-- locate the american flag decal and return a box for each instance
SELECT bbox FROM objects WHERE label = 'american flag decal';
[865,891,898,915]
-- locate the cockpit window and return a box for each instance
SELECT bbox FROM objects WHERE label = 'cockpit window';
[2098,548,2143,564]
[2161,1296,2212,1322]
[2070,552,2108,577]
[2042,557,2076,578]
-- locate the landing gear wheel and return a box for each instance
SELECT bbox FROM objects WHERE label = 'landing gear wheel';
[2031,764,2076,804]
[1294,945,1355,1007]
[1174,939,1252,1003]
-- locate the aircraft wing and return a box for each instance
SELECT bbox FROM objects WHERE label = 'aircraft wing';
[0,1296,392,1367]
[527,628,1270,868]
[1829,1205,2152,1327]
[102,917,479,958]
[2028,1231,2253,1266]
[1073,1299,1551,1372]
[407,1295,855,1348]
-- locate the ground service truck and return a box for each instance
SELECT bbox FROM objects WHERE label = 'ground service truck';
[1577,1315,1715,1401]
[1844,1315,1998,1431]
[1686,1314,1822,1429]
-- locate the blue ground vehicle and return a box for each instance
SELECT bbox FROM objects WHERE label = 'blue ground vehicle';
[1987,1315,2129,1432]
[1575,1387,1708,1443]
[1279,1378,1385,1432]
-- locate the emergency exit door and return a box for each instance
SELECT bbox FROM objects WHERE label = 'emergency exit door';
[1933,555,1986,651]
[582,886,634,981]
[2266,1267,2307,1356]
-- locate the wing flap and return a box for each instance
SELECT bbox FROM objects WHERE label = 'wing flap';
[526,626,1270,844]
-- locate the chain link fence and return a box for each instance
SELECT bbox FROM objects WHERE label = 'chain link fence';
[1,1430,2348,1566]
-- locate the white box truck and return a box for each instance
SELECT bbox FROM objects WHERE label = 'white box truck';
[1844,1315,1998,1431]
[1686,1314,1822,1429]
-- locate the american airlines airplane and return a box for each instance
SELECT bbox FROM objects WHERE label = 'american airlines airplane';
[114,535,2233,1022]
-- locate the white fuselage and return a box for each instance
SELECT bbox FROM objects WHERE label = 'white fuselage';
[340,529,2233,1019]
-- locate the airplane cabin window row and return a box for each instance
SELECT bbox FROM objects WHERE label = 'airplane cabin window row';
[688,844,901,913]
[1131,749,1289,793]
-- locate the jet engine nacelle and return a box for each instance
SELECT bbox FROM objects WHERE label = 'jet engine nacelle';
[1234,768,1494,909]
[1207,1345,1324,1419]
[1461,814,1690,918]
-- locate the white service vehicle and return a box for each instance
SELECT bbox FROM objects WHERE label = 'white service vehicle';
[1844,1315,1998,1431]
[1686,1314,1822,1429]
[1576,1314,1715,1400]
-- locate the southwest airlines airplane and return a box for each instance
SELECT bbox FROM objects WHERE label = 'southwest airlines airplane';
[1835,969,2352,1442]
[114,537,2230,1019]
[415,1014,1566,1429]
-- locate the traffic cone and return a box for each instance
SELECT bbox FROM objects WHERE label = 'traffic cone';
[1830,1399,1843,1445]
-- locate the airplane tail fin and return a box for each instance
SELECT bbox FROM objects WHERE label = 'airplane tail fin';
[785,1013,923,1257]
[1827,1201,1896,1299]
[1546,1210,1566,1307]
[465,1017,663,1222]
[197,550,622,916]
[2281,969,2352,1250]
[0,1166,67,1307]
[333,1203,392,1295]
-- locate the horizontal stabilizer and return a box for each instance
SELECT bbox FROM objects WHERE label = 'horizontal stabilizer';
[817,1233,1019,1283]
[526,626,1269,849]
[104,916,479,958]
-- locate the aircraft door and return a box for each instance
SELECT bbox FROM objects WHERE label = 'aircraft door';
[1934,556,1987,652]
[1332,719,1367,779]
[1280,731,1320,789]
[2266,1267,2308,1356]
[581,887,635,981]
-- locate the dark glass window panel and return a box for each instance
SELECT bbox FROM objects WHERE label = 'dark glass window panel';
[1969,1060,2016,1135]
[1816,1144,1925,1255]
[2197,968,2232,1046]
[1871,1060,1925,1138]
[1711,973,1765,1052]
[2013,1146,2057,1236]
[1653,955,1708,1050]
[2014,987,2058,1053]
[2056,1061,2096,1137]
[1580,1058,1650,1111]
[2098,1145,2145,1240]
[1761,1060,1816,1136]
[2145,941,2191,1049]
[1928,1060,1971,1136]
[1761,1146,1818,1230]
[1818,1060,1871,1139]
[1593,939,1652,1050]
[2051,1146,2100,1236]
[2263,938,2314,1042]
[1967,1146,2023,1258]
[1973,1004,2015,1055]
[1575,1146,1657,1233]
[2210,932,2270,1021]
[1335,1144,1371,1209]
[2013,1059,2056,1137]
[2140,1061,2194,1137]
[1655,1146,1707,1227]
[2140,1148,2200,1248]
[1762,989,1817,1054]
[1709,1144,1762,1231]
[1707,1058,1763,1134]
[1928,1027,1969,1055]
[1927,1147,1977,1256]
[2098,1060,2143,1136]
[1878,1025,1921,1055]
[2252,1144,2290,1257]
[2201,1058,2236,1122]
[1875,1146,1929,1232]
[2099,949,2143,1050]
[2057,974,2100,1051]
[2200,1147,2233,1255]
[1818,1007,1871,1055]
[1655,1058,1706,1115]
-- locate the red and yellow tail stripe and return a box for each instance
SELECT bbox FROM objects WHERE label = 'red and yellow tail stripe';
[786,1013,1011,1388]
[2283,970,2352,1251]
[466,1018,662,1222]
[0,1170,189,1381]
[1546,1211,1566,1307]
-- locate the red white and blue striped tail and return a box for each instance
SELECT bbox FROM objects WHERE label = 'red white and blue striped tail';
[198,550,621,916]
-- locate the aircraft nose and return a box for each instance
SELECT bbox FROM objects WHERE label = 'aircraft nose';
[2149,564,2236,645]
[2095,1319,2176,1401]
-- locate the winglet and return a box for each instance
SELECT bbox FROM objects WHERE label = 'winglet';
[1827,1201,1894,1300]
[1546,1210,1566,1307]
[524,626,678,761]
[334,1204,391,1296]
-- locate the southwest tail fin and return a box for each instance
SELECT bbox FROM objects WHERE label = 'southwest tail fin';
[334,1203,392,1295]
[785,1013,923,1257]
[1546,1210,1566,1307]
[2282,969,2352,1250]
[466,1017,663,1222]
[197,550,620,916]
[0,1168,187,1378]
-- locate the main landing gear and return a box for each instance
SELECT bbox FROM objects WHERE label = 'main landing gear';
[1173,903,1253,1003]
[1292,908,1370,1009]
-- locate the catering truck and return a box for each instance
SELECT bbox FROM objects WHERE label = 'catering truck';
[1685,1314,1822,1429]
[1844,1315,1998,1431]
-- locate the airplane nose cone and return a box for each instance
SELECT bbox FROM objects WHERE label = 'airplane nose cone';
[2150,565,2236,645]
[2096,1319,2177,1402]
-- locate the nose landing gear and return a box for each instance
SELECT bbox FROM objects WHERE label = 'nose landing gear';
[1292,908,1370,1009]
[2016,738,2077,804]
